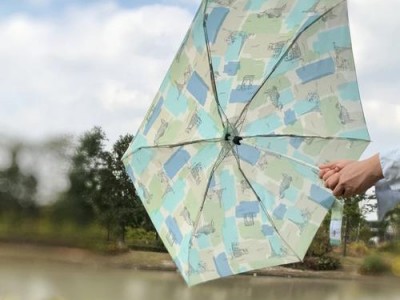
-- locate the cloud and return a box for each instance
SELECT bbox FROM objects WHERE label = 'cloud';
[347,0,400,157]
[1,0,399,204]
[0,2,194,143]
[1,0,399,159]
[349,0,400,69]
[364,100,400,134]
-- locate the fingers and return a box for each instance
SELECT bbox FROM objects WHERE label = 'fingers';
[324,172,340,190]
[319,168,328,179]
[333,183,345,197]
[319,166,340,179]
[339,185,356,198]
[319,160,353,171]
[319,160,357,198]
[319,162,344,179]
[343,188,353,198]
[322,168,338,181]
[326,175,352,198]
[319,162,337,170]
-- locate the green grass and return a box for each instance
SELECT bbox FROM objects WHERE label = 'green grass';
[0,216,108,251]
[0,216,165,254]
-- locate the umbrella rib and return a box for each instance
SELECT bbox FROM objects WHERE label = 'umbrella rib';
[231,148,303,261]
[191,146,230,224]
[188,145,232,263]
[242,140,318,171]
[240,134,370,168]
[235,0,346,129]
[242,134,370,142]
[202,3,233,132]
[239,134,370,169]
[122,138,223,160]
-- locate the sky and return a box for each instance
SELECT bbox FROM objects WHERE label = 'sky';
[0,0,399,159]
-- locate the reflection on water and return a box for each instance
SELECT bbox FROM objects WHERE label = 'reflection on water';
[0,259,399,300]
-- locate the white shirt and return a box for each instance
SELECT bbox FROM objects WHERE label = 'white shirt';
[376,148,400,220]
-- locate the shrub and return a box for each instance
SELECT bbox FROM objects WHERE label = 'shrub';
[126,228,157,243]
[126,228,167,252]
[288,256,340,271]
[378,241,400,254]
[306,256,341,271]
[392,256,400,277]
[348,241,370,256]
[359,254,390,275]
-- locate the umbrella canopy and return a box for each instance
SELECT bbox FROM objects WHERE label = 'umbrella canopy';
[123,0,370,286]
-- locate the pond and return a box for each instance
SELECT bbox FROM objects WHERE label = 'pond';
[0,259,399,300]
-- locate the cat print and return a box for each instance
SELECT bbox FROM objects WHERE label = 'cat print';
[257,4,287,18]
[194,220,215,238]
[279,173,293,199]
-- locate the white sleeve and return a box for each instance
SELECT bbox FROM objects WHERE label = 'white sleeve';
[375,180,400,221]
[379,148,400,190]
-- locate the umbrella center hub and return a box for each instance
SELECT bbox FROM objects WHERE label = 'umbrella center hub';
[224,133,243,145]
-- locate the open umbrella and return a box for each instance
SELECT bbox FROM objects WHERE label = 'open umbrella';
[122,0,369,286]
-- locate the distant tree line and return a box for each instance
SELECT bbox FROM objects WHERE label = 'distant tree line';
[0,127,155,246]
[52,127,155,242]
[0,145,38,219]
[0,127,398,254]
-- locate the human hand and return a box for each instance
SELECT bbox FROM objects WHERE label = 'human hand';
[319,154,383,197]
[319,160,354,181]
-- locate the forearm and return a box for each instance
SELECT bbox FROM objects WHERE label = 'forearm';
[367,153,384,184]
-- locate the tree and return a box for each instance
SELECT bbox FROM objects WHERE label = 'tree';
[306,213,331,257]
[112,134,153,231]
[342,194,366,256]
[0,146,38,219]
[54,127,107,225]
[90,134,154,243]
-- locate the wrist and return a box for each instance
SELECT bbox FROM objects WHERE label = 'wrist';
[367,154,384,182]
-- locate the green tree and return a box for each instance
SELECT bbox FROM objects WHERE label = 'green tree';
[342,194,366,256]
[90,134,154,243]
[306,213,331,257]
[53,127,107,225]
[0,146,38,218]
[307,194,371,257]
[112,134,153,231]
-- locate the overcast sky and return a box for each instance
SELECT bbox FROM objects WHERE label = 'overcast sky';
[1,0,399,159]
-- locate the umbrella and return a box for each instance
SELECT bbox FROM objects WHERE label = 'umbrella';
[122,0,370,286]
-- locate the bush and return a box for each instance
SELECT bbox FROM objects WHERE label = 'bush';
[348,241,370,256]
[392,256,400,277]
[126,228,167,252]
[378,241,400,254]
[306,256,341,271]
[359,254,390,275]
[288,256,340,271]
[126,228,157,243]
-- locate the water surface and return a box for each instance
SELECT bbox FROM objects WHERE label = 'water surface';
[0,259,399,300]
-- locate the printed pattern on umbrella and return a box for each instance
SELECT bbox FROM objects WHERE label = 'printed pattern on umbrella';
[123,0,370,286]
